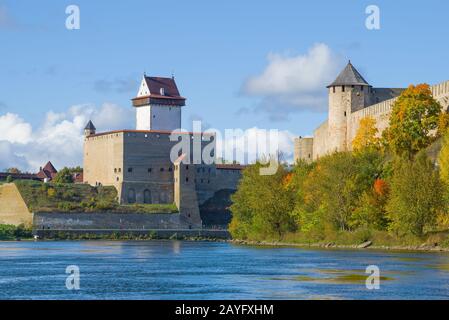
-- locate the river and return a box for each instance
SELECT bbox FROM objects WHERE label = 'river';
[0,240,448,299]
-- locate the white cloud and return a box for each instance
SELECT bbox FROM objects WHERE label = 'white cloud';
[0,113,32,144]
[241,43,342,118]
[0,103,134,172]
[214,127,295,164]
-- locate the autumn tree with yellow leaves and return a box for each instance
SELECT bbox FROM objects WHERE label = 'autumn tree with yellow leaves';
[352,116,380,151]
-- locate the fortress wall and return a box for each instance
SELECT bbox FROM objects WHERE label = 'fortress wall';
[195,167,241,206]
[294,137,314,163]
[312,121,329,160]
[431,80,449,98]
[347,81,449,149]
[83,132,124,188]
[33,212,187,230]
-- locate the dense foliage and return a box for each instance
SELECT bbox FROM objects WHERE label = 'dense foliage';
[230,84,449,244]
[0,224,32,240]
[53,166,83,184]
[383,84,442,158]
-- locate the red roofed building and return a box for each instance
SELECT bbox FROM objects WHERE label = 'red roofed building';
[132,75,185,131]
[36,161,58,182]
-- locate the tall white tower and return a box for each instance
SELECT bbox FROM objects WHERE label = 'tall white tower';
[132,75,186,131]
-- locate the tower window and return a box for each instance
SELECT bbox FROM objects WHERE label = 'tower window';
[342,86,345,92]
[344,111,347,117]
[160,168,165,172]
[333,86,335,93]
[148,168,152,173]
[128,168,133,173]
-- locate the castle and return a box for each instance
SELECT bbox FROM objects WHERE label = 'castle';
[294,62,449,162]
[83,75,243,228]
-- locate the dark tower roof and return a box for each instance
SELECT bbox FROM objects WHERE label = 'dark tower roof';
[132,76,186,107]
[84,120,96,131]
[327,61,370,88]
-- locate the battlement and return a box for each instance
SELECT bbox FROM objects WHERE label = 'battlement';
[295,61,449,161]
[352,80,449,120]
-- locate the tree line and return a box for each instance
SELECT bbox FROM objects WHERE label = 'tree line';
[230,84,449,244]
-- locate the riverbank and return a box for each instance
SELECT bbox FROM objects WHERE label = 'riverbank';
[229,239,449,252]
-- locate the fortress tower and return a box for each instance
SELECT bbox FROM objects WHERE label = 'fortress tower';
[326,61,371,152]
[131,75,186,131]
[294,61,449,164]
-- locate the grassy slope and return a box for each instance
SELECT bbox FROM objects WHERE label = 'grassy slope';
[14,180,178,214]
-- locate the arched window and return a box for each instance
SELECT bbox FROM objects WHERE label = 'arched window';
[144,189,152,204]
[128,188,136,204]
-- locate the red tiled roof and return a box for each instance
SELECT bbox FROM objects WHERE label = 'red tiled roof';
[36,161,58,180]
[132,76,186,100]
[146,76,184,98]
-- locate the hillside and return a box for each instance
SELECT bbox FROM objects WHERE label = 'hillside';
[14,180,178,214]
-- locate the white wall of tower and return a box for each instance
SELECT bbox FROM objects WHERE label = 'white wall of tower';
[136,104,181,131]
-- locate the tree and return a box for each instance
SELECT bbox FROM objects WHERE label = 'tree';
[438,129,449,188]
[352,116,380,151]
[383,84,443,158]
[5,168,21,174]
[296,150,384,232]
[350,178,389,230]
[53,167,74,184]
[53,166,83,183]
[6,175,13,183]
[386,152,444,237]
[229,163,296,240]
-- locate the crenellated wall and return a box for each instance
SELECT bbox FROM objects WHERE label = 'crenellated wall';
[308,80,449,157]
[348,80,449,150]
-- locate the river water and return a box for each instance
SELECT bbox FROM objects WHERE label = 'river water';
[0,240,448,300]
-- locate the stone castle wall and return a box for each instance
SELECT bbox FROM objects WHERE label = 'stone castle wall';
[348,80,449,150]
[312,121,328,160]
[297,80,449,161]
[34,212,186,230]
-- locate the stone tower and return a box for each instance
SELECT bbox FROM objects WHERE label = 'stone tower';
[131,75,186,131]
[326,61,371,152]
[84,120,96,137]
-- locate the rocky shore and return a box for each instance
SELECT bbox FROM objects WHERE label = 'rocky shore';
[229,239,449,252]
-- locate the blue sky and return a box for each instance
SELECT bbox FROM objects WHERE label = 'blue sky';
[0,0,448,170]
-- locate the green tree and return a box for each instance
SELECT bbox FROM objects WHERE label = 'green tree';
[53,166,83,184]
[383,84,443,158]
[53,167,75,183]
[229,163,296,240]
[296,150,384,232]
[438,129,449,188]
[6,175,13,183]
[5,168,21,174]
[386,152,444,237]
